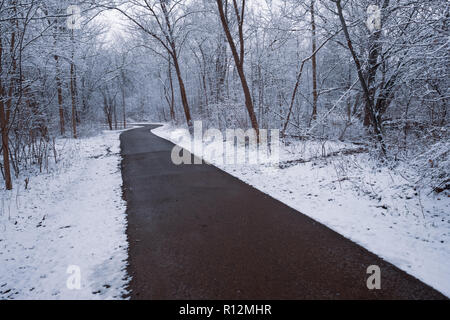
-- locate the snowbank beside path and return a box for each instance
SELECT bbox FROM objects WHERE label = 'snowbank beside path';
[153,123,450,298]
[0,130,129,299]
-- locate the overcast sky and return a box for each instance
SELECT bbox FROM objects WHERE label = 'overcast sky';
[94,7,128,44]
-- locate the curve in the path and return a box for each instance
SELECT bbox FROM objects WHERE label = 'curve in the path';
[120,125,445,300]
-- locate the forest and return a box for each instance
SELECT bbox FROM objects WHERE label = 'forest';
[0,0,449,300]
[0,0,448,192]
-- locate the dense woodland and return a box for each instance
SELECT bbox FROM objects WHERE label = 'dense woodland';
[0,0,448,191]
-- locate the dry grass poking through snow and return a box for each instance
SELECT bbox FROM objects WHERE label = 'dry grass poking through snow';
[0,130,129,299]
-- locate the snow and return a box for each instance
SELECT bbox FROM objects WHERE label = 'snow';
[153,123,450,298]
[0,130,129,299]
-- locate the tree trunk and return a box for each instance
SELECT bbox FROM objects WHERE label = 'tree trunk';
[70,61,77,138]
[113,98,118,130]
[0,33,12,190]
[365,0,390,127]
[159,1,192,130]
[121,83,126,129]
[171,51,192,130]
[168,55,175,122]
[216,0,259,140]
[54,55,65,135]
[310,0,318,122]
[335,0,386,155]
[70,30,77,139]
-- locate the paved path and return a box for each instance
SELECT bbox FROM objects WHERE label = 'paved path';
[120,125,445,299]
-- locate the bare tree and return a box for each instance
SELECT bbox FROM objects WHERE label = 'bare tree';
[0,24,12,190]
[70,29,78,139]
[333,0,386,155]
[216,0,259,140]
[105,0,193,130]
[310,0,318,123]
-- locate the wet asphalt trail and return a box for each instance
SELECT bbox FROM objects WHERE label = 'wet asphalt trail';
[120,125,445,300]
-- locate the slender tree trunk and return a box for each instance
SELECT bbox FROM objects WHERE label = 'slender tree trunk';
[1,13,18,189]
[113,97,118,130]
[159,1,192,130]
[197,47,209,109]
[70,30,77,139]
[216,0,259,140]
[107,110,112,130]
[70,61,77,138]
[365,0,390,127]
[281,61,306,137]
[168,55,175,122]
[171,51,192,129]
[335,0,386,155]
[54,55,65,135]
[0,33,12,190]
[102,92,112,130]
[310,0,318,122]
[121,81,126,129]
[0,103,11,190]
[73,64,80,124]
[202,73,208,108]
[281,28,339,136]
[216,38,227,103]
[6,7,18,125]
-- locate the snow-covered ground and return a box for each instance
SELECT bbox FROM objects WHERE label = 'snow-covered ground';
[0,130,129,299]
[153,123,450,298]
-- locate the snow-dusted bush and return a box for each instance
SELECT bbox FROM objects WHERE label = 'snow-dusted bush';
[412,141,450,193]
